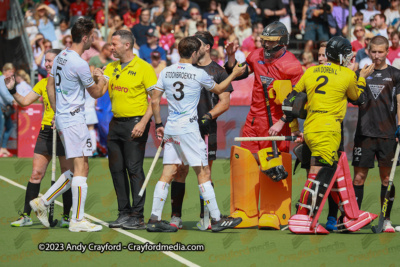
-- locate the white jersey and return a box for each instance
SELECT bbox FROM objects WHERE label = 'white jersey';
[155,63,215,135]
[51,49,95,129]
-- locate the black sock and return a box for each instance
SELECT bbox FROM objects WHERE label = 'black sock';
[62,188,72,217]
[381,184,395,219]
[353,184,364,209]
[24,182,41,215]
[327,194,338,219]
[171,181,185,218]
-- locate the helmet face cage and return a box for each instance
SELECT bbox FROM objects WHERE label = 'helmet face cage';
[260,21,289,60]
[340,51,354,67]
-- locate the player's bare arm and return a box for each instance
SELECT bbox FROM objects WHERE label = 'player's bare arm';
[47,76,56,112]
[86,70,108,99]
[347,64,375,101]
[208,92,230,119]
[131,90,154,139]
[5,76,40,106]
[150,88,164,140]
[211,64,246,94]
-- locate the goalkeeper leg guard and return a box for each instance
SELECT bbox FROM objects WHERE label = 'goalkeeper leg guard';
[229,146,259,228]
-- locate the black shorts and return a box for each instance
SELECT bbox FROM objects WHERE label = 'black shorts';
[34,125,66,157]
[352,135,397,168]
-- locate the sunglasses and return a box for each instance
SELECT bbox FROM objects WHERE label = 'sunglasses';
[191,12,200,15]
[355,29,364,32]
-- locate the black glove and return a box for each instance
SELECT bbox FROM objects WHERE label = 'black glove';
[199,113,212,136]
[396,125,400,140]
[348,92,366,106]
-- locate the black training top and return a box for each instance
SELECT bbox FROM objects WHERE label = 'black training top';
[194,61,234,132]
[355,65,400,138]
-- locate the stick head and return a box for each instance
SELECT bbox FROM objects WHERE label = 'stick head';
[49,219,58,227]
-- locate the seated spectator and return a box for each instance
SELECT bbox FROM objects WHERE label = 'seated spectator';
[388,31,400,63]
[301,51,316,72]
[15,70,33,97]
[34,4,57,48]
[62,35,73,49]
[223,0,248,27]
[91,0,104,19]
[361,0,380,26]
[185,7,202,36]
[159,22,175,52]
[351,25,366,52]
[131,9,154,49]
[202,0,224,29]
[0,63,16,157]
[355,31,374,69]
[373,14,389,37]
[176,0,201,20]
[107,15,130,43]
[241,22,263,56]
[150,51,165,76]
[234,13,252,46]
[384,0,400,26]
[89,43,114,72]
[208,14,222,37]
[155,0,181,34]
[139,28,167,65]
[342,11,364,41]
[196,21,206,32]
[54,19,71,49]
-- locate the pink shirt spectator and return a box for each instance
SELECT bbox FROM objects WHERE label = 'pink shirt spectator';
[242,35,256,54]
[81,40,106,62]
[351,40,364,52]
[159,33,175,52]
[388,46,400,63]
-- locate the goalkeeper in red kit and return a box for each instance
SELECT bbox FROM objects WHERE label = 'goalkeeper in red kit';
[224,21,303,229]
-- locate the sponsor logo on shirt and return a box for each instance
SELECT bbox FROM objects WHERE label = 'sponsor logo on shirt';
[178,66,185,70]
[111,83,128,93]
[128,71,136,76]
[374,73,382,77]
[367,76,373,80]
[172,111,187,115]
[189,115,198,123]
[383,78,392,81]
[165,137,180,145]
[257,60,264,64]
[56,88,68,95]
[70,107,80,116]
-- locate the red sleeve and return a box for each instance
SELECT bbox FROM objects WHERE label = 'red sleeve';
[246,50,255,72]
[280,53,303,86]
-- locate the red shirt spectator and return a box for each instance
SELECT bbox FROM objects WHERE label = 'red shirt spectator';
[351,39,364,52]
[388,31,400,64]
[70,0,89,16]
[123,10,139,28]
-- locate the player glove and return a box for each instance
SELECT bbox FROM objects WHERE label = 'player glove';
[199,113,212,136]
[396,125,400,140]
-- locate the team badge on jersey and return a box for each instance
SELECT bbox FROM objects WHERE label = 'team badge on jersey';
[369,84,385,99]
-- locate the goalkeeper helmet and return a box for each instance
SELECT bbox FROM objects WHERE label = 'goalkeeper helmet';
[260,21,289,61]
[325,36,353,67]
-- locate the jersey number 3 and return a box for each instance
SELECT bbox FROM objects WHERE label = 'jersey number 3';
[315,76,328,95]
[173,81,184,101]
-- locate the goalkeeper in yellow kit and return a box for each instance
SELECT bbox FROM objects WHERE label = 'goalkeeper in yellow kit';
[283,36,378,234]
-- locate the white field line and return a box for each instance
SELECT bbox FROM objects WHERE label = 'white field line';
[0,174,200,267]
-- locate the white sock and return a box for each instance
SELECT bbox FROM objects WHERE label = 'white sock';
[150,181,169,221]
[71,176,87,221]
[41,170,73,205]
[89,129,97,155]
[199,181,221,221]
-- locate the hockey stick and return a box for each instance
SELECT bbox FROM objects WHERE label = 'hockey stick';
[49,128,58,227]
[235,136,297,142]
[138,139,166,197]
[371,142,400,233]
[197,135,210,231]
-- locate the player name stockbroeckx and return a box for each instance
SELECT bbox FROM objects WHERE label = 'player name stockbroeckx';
[37,242,205,253]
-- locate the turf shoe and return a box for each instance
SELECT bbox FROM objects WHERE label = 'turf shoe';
[108,212,131,228]
[69,218,102,232]
[11,212,33,227]
[170,216,183,229]
[211,215,242,232]
[30,198,49,227]
[383,220,395,233]
[60,214,70,228]
[122,217,146,230]
[147,219,178,232]
[325,216,338,231]
[395,226,400,232]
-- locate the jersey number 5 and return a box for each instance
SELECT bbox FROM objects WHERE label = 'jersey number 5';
[173,81,184,101]
[315,76,328,95]
[56,66,62,87]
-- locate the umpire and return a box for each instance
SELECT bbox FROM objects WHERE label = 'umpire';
[94,30,157,229]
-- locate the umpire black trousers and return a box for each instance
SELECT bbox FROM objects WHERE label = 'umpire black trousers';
[107,116,150,218]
